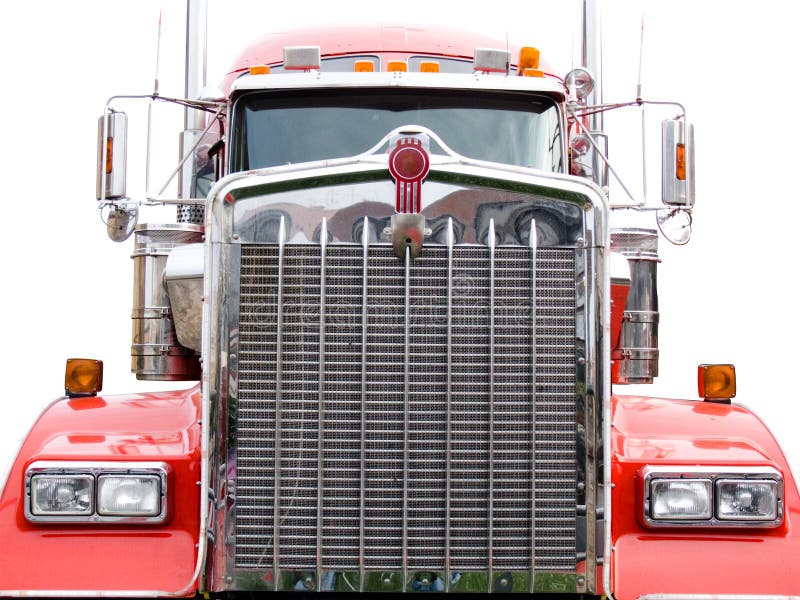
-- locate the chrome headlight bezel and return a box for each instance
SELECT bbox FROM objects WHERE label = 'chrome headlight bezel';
[24,461,169,524]
[642,465,783,528]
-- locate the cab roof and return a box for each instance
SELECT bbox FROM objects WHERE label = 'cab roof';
[220,22,558,92]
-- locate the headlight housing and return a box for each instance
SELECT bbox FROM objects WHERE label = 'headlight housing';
[25,462,169,524]
[643,466,783,528]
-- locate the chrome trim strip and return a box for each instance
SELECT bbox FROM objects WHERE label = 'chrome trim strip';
[487,218,496,591]
[584,243,601,594]
[603,249,613,597]
[316,217,327,585]
[273,215,286,590]
[528,219,538,593]
[217,243,239,591]
[201,226,222,595]
[445,217,454,592]
[231,70,566,99]
[359,216,369,592]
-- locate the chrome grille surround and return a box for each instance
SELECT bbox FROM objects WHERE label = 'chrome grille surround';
[205,163,608,595]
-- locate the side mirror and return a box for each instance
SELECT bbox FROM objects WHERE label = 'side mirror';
[96,111,127,201]
[661,119,695,206]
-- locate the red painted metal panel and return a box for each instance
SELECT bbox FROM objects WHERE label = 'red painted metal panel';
[610,394,800,599]
[0,386,202,595]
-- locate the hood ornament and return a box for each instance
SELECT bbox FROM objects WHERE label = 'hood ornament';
[388,134,430,260]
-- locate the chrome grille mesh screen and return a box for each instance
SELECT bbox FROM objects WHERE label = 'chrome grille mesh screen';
[235,244,577,573]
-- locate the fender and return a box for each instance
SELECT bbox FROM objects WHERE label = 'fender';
[610,394,800,599]
[0,386,201,596]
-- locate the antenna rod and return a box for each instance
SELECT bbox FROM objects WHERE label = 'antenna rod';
[154,9,163,95]
[145,9,163,196]
[638,14,647,203]
[636,15,644,100]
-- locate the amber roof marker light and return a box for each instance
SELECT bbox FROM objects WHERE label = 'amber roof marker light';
[518,47,543,77]
[698,364,736,403]
[65,358,104,398]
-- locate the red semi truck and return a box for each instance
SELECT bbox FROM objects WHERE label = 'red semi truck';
[1,1,798,598]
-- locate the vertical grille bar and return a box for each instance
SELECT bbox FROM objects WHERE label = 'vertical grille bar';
[316,218,327,585]
[273,216,286,591]
[402,246,411,591]
[487,220,496,591]
[528,220,538,592]
[445,219,454,591]
[359,218,369,590]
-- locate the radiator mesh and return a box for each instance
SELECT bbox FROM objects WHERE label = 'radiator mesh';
[235,244,577,573]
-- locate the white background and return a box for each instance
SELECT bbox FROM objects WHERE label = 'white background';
[1,1,798,485]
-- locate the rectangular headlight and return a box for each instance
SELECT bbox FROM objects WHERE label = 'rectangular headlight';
[643,466,784,527]
[717,479,779,521]
[30,474,94,516]
[650,479,712,520]
[97,474,162,516]
[25,461,169,523]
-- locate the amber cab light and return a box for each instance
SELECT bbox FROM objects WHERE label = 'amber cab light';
[518,46,540,72]
[698,364,736,402]
[387,60,408,72]
[354,60,374,72]
[249,65,271,75]
[419,61,440,73]
[65,358,103,397]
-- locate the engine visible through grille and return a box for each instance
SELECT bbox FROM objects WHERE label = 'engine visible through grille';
[234,243,577,576]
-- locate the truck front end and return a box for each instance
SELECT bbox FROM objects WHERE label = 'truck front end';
[202,64,607,595]
[1,6,798,600]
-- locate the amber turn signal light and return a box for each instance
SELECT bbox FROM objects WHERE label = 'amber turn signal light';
[65,358,103,397]
[676,143,686,180]
[698,364,736,402]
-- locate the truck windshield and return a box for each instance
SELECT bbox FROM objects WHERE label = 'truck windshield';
[231,89,562,172]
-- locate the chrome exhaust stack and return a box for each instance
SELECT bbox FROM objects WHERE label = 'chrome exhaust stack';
[610,228,660,384]
[131,224,203,381]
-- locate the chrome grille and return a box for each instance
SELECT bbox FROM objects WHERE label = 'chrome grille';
[235,243,577,574]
